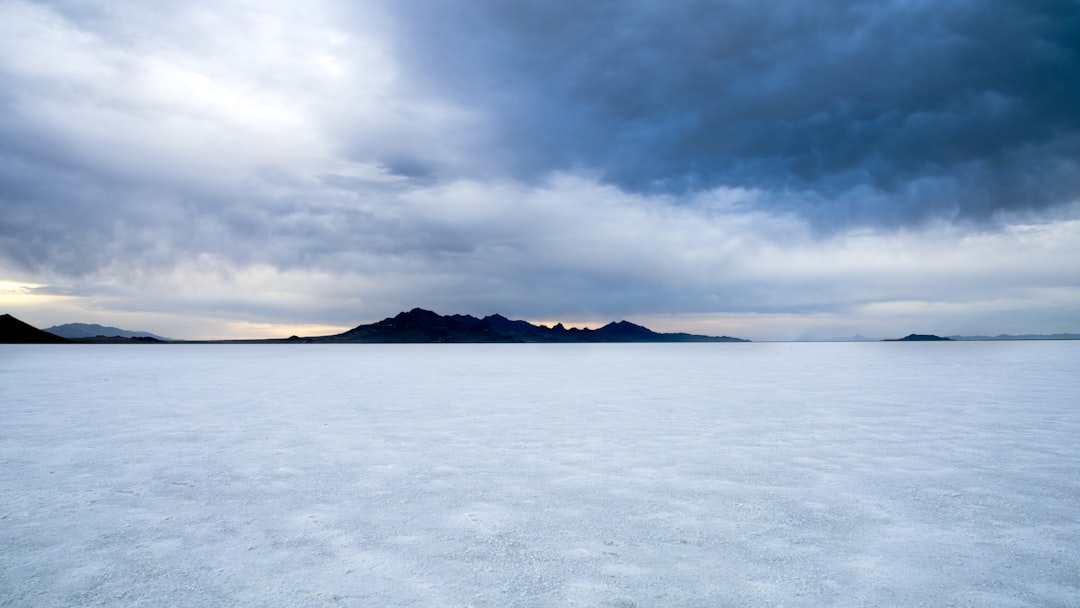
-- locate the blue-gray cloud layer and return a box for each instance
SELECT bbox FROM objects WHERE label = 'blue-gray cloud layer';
[380,0,1080,224]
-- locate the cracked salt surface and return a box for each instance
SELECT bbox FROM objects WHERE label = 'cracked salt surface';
[2,341,1078,607]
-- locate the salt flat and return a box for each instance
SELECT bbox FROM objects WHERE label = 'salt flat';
[2,342,1078,607]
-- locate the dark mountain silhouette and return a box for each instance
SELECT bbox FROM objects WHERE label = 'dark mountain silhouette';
[884,334,953,342]
[0,314,70,343]
[304,308,750,343]
[44,323,168,341]
[72,335,167,344]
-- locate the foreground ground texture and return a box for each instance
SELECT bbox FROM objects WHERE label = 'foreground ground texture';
[2,342,1078,607]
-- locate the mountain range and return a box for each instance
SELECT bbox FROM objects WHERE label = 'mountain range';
[284,308,749,343]
[2,309,749,343]
[44,323,168,341]
[5,310,1079,344]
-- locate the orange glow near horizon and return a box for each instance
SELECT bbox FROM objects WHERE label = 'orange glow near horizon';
[0,280,67,308]
[190,321,353,341]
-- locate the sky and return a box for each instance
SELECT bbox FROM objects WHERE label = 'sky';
[1,0,1079,341]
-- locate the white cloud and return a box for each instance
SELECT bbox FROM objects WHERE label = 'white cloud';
[0,0,406,183]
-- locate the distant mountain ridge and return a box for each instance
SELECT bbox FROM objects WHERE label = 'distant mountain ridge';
[298,308,750,343]
[44,322,168,341]
[8,311,1078,344]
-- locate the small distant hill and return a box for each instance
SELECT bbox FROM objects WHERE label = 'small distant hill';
[44,323,168,341]
[0,314,70,343]
[301,308,750,343]
[884,334,953,342]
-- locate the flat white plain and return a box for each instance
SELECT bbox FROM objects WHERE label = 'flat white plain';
[2,342,1078,607]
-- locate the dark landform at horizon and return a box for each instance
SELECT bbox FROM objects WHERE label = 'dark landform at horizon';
[3,309,749,344]
[0,313,70,343]
[283,308,749,343]
[44,322,169,341]
[3,311,1079,344]
[885,334,953,342]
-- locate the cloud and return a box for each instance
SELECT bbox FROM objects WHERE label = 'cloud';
[1,0,1078,338]
[6,162,1079,338]
[379,0,1080,226]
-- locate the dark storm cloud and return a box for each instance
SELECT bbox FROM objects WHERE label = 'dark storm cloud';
[380,0,1080,226]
